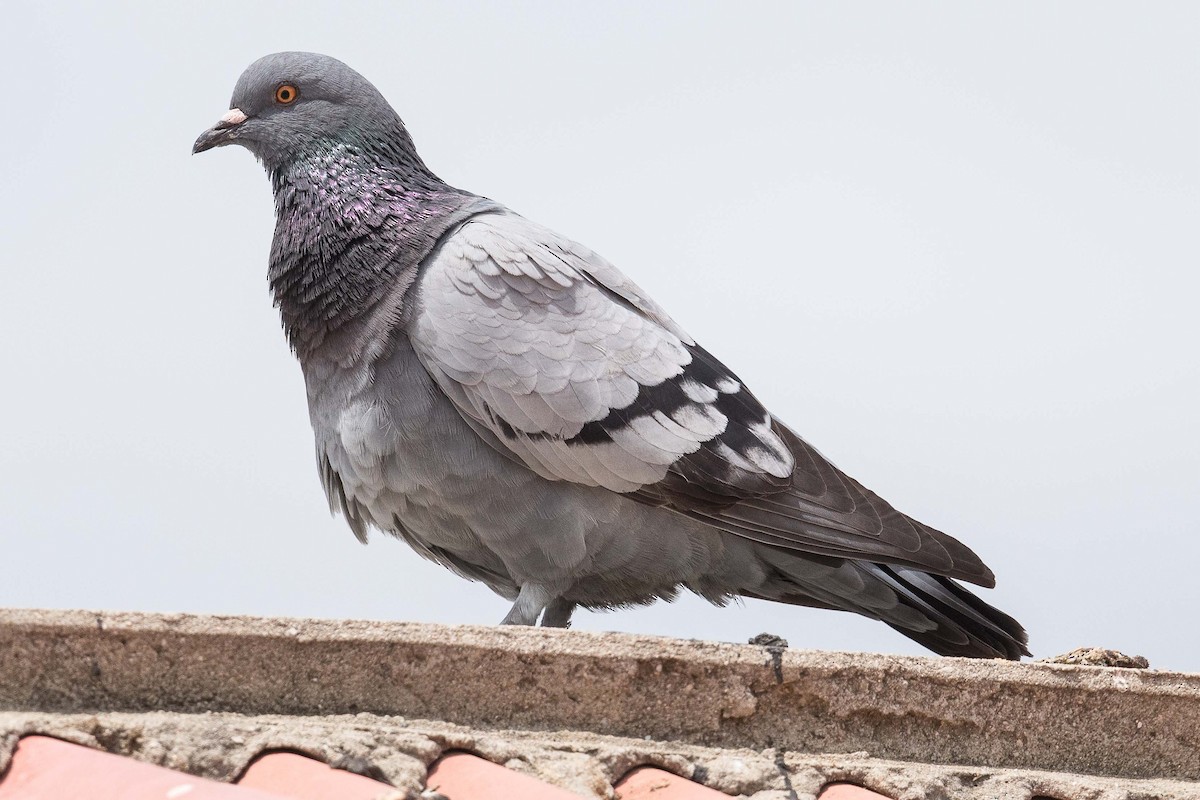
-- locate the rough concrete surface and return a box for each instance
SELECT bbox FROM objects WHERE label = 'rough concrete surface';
[3,710,1197,800]
[2,609,1199,799]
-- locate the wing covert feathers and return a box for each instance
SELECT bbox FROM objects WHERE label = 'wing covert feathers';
[410,210,996,587]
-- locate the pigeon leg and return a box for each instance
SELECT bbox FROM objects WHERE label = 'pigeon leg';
[500,583,556,626]
[540,598,575,628]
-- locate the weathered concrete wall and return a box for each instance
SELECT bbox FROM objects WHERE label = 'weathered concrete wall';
[1,609,1197,788]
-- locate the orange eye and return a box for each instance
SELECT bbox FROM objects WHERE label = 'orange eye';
[274,84,298,104]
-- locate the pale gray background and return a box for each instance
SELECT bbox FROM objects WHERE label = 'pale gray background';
[2,2,1197,668]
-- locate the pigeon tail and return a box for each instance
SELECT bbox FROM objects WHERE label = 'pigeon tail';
[751,549,1029,660]
[872,564,1029,659]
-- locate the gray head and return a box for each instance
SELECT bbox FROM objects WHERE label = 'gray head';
[193,52,425,174]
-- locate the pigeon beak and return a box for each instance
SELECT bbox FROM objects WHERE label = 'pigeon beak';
[192,108,248,154]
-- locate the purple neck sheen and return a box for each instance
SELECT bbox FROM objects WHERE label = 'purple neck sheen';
[267,139,485,359]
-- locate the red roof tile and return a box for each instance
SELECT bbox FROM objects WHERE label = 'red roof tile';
[238,752,400,799]
[0,739,598,800]
[614,766,734,798]
[0,736,285,800]
[426,752,583,799]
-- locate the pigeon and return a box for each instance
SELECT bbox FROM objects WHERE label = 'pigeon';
[194,52,1028,659]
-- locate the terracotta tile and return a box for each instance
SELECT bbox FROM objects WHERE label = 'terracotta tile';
[238,752,400,799]
[0,735,285,800]
[615,766,734,798]
[819,782,895,800]
[426,752,582,799]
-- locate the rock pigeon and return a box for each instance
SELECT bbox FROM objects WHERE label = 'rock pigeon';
[194,52,1028,659]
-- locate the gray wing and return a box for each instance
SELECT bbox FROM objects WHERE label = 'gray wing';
[408,211,993,585]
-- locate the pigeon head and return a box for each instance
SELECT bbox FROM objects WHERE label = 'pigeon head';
[193,52,486,358]
[193,52,422,173]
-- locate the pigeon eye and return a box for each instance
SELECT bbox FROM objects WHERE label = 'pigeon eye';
[274,84,298,105]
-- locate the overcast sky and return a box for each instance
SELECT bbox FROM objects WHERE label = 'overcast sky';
[2,2,1197,670]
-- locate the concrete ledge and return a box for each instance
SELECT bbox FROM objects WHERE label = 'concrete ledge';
[2,609,1198,784]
